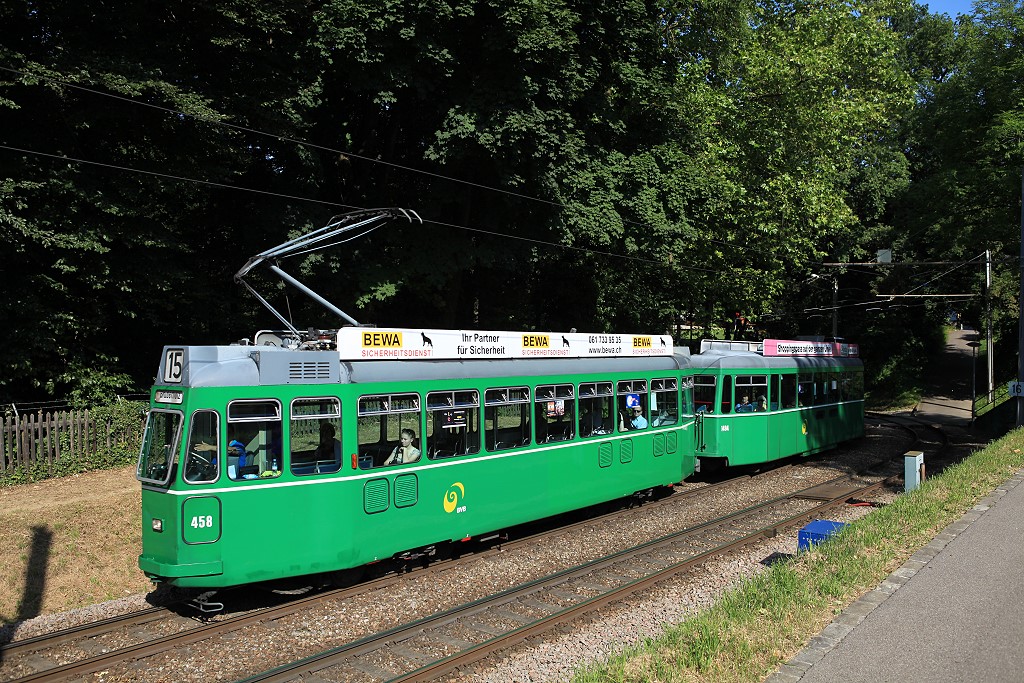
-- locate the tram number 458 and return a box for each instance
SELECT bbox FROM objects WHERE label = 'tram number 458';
[190,515,214,529]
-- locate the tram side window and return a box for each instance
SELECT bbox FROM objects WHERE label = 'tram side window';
[682,377,694,415]
[694,376,716,413]
[719,375,733,414]
[617,379,649,431]
[781,374,798,409]
[290,397,342,476]
[137,410,182,485]
[534,384,575,443]
[797,374,813,407]
[183,410,220,484]
[650,378,679,426]
[734,375,768,412]
[227,400,283,481]
[426,390,480,459]
[834,373,843,401]
[485,387,531,451]
[358,393,421,468]
[848,370,864,400]
[815,374,830,406]
[579,381,614,437]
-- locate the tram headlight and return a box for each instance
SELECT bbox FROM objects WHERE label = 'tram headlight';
[152,518,164,533]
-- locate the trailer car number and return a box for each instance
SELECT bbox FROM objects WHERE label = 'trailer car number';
[721,425,729,432]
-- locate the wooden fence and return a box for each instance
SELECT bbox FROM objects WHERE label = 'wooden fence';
[0,410,142,473]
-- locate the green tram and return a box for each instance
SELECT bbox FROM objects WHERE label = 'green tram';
[136,328,697,591]
[689,339,864,468]
[133,209,865,596]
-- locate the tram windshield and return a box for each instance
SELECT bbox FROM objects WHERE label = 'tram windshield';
[137,409,182,486]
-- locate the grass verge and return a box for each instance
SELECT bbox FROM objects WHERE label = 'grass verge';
[572,429,1024,683]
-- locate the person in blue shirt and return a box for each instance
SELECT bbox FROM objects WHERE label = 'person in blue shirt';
[620,394,648,430]
[736,395,755,413]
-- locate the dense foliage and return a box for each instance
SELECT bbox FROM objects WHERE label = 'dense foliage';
[1,0,1022,403]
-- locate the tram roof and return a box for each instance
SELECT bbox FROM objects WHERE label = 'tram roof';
[155,344,693,389]
[690,350,863,371]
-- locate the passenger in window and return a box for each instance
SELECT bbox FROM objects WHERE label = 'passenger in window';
[756,393,768,412]
[229,440,259,480]
[314,422,339,461]
[229,440,248,466]
[535,404,549,443]
[736,395,755,413]
[384,428,421,465]
[581,407,604,435]
[619,394,648,430]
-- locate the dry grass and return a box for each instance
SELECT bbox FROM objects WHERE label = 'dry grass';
[0,465,149,626]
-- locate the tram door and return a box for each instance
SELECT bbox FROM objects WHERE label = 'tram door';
[776,374,799,456]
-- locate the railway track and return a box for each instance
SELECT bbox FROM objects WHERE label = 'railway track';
[238,470,897,683]
[0,472,754,683]
[0,419,932,683]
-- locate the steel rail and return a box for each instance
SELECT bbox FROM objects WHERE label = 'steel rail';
[0,475,750,681]
[238,474,895,683]
[0,606,168,658]
[5,423,912,682]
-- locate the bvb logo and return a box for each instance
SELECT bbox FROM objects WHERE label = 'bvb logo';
[443,482,465,514]
[801,421,808,435]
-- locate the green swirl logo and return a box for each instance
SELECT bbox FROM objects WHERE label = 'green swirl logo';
[443,482,465,513]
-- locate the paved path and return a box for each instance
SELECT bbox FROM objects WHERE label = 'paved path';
[768,329,1024,683]
[912,327,975,429]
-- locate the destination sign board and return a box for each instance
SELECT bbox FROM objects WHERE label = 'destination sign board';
[338,328,674,361]
[762,339,860,357]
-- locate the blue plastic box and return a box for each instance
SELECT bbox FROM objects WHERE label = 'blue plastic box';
[798,520,848,551]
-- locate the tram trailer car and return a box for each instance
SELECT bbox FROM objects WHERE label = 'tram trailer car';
[690,339,864,468]
[137,331,696,589]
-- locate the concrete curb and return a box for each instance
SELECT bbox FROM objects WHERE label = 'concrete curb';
[765,467,1024,683]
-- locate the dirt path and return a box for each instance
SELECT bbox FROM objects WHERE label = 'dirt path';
[0,466,150,627]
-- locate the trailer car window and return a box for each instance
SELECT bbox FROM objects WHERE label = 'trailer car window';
[781,374,798,409]
[719,376,732,414]
[734,375,768,412]
[693,376,716,413]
